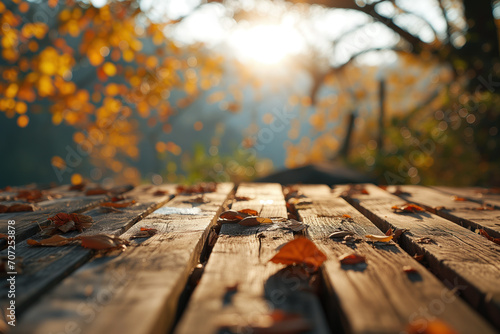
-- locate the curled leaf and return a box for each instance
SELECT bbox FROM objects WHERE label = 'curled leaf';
[452,196,468,201]
[329,231,354,239]
[403,266,418,274]
[47,213,93,233]
[269,237,327,269]
[219,210,249,222]
[339,253,366,265]
[239,216,272,226]
[365,234,393,242]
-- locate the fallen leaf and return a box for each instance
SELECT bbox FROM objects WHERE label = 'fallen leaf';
[130,227,157,239]
[285,219,307,232]
[239,216,272,226]
[219,210,250,222]
[16,189,44,202]
[176,183,216,194]
[385,228,393,236]
[153,190,168,196]
[452,196,468,201]
[392,203,425,213]
[69,183,86,191]
[235,196,253,201]
[269,237,327,269]
[339,253,366,265]
[78,235,129,250]
[85,188,108,196]
[393,228,408,242]
[47,213,93,233]
[403,266,418,274]
[0,233,9,239]
[471,205,495,211]
[414,254,424,262]
[416,237,434,244]
[238,208,259,216]
[100,200,136,208]
[342,214,352,219]
[27,235,74,247]
[406,319,458,334]
[365,234,393,242]
[0,203,34,213]
[329,231,354,239]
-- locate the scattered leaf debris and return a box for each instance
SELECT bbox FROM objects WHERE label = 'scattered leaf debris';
[365,234,393,242]
[239,216,272,226]
[451,196,468,201]
[130,227,158,239]
[0,203,35,213]
[475,229,500,245]
[85,188,109,196]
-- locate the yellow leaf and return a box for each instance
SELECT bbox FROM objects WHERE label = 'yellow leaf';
[365,235,393,242]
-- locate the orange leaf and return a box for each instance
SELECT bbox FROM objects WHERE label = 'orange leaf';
[85,188,108,196]
[100,200,136,208]
[219,210,249,222]
[365,234,393,242]
[47,212,93,233]
[392,203,424,213]
[27,235,73,247]
[342,214,352,219]
[407,319,457,334]
[339,253,366,265]
[452,196,468,202]
[78,235,128,250]
[238,208,259,216]
[269,237,327,269]
[238,216,272,226]
[0,233,9,239]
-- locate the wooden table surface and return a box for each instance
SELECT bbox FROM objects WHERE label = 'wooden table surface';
[0,183,499,334]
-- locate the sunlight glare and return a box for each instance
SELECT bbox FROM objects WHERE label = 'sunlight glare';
[230,24,303,64]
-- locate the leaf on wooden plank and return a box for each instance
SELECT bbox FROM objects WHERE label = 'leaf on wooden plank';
[176,183,216,194]
[269,237,327,269]
[78,235,129,250]
[342,214,352,218]
[238,208,259,216]
[183,195,208,204]
[416,237,434,244]
[0,203,34,213]
[69,183,86,191]
[451,196,468,201]
[27,235,74,247]
[16,189,44,202]
[0,233,9,239]
[475,229,500,245]
[130,227,157,239]
[391,203,425,213]
[365,234,393,242]
[339,253,366,265]
[47,213,93,233]
[403,266,418,274]
[414,254,424,262]
[239,216,272,226]
[329,230,354,239]
[100,200,136,208]
[471,205,495,211]
[235,195,253,201]
[219,210,249,222]
[85,188,109,196]
[385,228,393,236]
[406,319,458,334]
[285,219,306,232]
[153,190,168,196]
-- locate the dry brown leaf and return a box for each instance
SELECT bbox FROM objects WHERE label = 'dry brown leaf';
[239,216,272,226]
[47,212,93,233]
[238,208,259,216]
[130,227,157,239]
[27,235,74,247]
[85,188,109,196]
[235,196,253,201]
[392,203,425,213]
[269,237,327,269]
[153,190,168,196]
[16,189,44,202]
[78,235,129,250]
[219,210,249,222]
[452,196,468,201]
[339,253,366,265]
[329,231,354,239]
[0,203,34,213]
[0,233,8,239]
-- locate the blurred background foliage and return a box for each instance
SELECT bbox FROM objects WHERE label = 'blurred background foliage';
[0,0,499,187]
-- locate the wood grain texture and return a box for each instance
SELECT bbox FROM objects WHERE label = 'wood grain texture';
[340,184,500,329]
[13,183,234,334]
[174,183,331,334]
[0,185,133,244]
[389,185,500,239]
[432,186,500,209]
[295,185,496,334]
[0,185,174,316]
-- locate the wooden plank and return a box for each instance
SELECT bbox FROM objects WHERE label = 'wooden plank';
[295,185,496,334]
[389,185,500,239]
[340,184,500,329]
[0,184,133,244]
[14,183,234,334]
[0,185,174,316]
[432,186,500,209]
[174,183,331,334]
